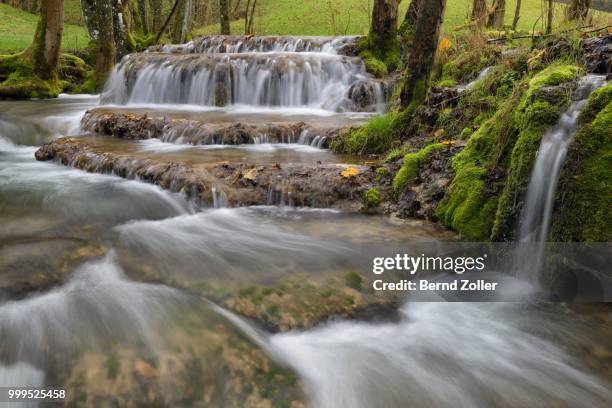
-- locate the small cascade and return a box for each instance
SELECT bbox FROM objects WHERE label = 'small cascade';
[515,74,607,277]
[211,185,228,208]
[298,129,327,148]
[103,52,384,112]
[457,66,492,93]
[102,36,386,113]
[149,35,360,55]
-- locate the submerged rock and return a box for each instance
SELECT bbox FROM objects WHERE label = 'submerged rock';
[35,138,375,210]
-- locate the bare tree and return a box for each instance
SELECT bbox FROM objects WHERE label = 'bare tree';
[26,0,63,79]
[172,0,193,43]
[244,0,257,34]
[512,0,522,30]
[137,0,149,34]
[566,0,590,21]
[220,0,231,34]
[400,0,447,108]
[546,0,553,33]
[487,0,506,30]
[150,0,163,32]
[471,0,487,24]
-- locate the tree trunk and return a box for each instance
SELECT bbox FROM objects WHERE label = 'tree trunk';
[150,0,163,31]
[245,0,257,34]
[220,0,231,34]
[511,0,522,30]
[370,0,400,43]
[471,0,486,23]
[399,0,421,64]
[80,0,98,40]
[137,0,149,33]
[27,0,64,79]
[546,0,553,34]
[566,0,590,20]
[400,0,446,108]
[94,0,116,90]
[172,0,193,43]
[112,0,132,58]
[487,0,506,30]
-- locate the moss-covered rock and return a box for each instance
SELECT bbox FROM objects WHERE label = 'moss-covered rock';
[392,143,445,193]
[437,64,580,241]
[551,84,612,242]
[491,65,579,240]
[363,187,381,208]
[331,112,401,155]
[0,53,63,98]
[357,33,400,78]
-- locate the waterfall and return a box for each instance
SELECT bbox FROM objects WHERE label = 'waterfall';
[515,75,607,277]
[149,35,361,55]
[102,38,385,113]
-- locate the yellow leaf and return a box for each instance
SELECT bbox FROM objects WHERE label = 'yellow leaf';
[442,139,456,145]
[438,37,452,52]
[341,167,360,178]
[243,168,257,181]
[434,129,445,138]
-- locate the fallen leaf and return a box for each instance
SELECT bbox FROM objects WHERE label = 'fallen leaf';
[341,167,360,178]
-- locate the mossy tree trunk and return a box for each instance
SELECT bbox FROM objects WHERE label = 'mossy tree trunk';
[150,0,163,31]
[370,0,400,50]
[566,0,590,20]
[172,0,193,43]
[94,0,116,90]
[112,0,132,58]
[220,0,230,34]
[400,0,446,108]
[80,0,98,40]
[487,0,506,30]
[512,0,522,30]
[26,0,64,80]
[399,0,421,64]
[471,0,487,24]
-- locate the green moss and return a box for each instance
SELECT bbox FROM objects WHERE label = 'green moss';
[552,92,612,242]
[491,72,575,240]
[358,32,400,77]
[363,188,381,208]
[437,63,581,241]
[106,353,120,380]
[0,53,59,98]
[375,166,389,181]
[392,143,445,194]
[331,112,399,155]
[361,51,388,78]
[436,79,458,88]
[578,83,612,125]
[344,271,363,291]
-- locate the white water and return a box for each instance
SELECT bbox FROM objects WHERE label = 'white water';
[516,75,607,276]
[154,35,359,55]
[212,301,612,408]
[0,253,183,369]
[103,53,384,112]
[457,66,492,92]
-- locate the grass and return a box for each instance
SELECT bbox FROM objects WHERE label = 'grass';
[194,0,609,37]
[0,3,88,53]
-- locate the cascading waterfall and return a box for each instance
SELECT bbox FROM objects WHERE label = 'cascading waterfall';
[102,37,385,112]
[515,74,607,277]
[150,35,360,55]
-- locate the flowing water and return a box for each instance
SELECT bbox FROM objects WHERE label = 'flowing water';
[516,74,608,278]
[0,37,611,407]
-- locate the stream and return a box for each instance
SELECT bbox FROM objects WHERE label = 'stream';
[0,36,611,407]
